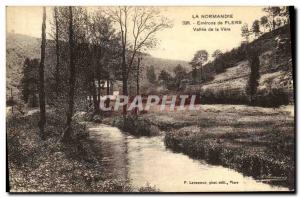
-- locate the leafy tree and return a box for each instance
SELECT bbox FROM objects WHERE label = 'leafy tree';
[279,6,290,24]
[212,50,224,74]
[173,64,187,90]
[260,16,269,32]
[85,9,121,113]
[61,6,76,142]
[21,58,39,107]
[241,23,250,42]
[53,6,60,94]
[158,69,172,88]
[252,20,261,38]
[190,50,208,82]
[212,49,222,59]
[146,65,157,84]
[263,7,281,30]
[108,7,172,114]
[135,56,143,95]
[38,7,46,139]
[214,57,225,74]
[246,47,260,105]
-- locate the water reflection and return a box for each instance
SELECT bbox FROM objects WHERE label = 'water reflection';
[88,124,289,192]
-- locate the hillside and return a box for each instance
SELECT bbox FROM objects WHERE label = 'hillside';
[6,33,41,98]
[142,54,190,73]
[186,24,294,106]
[6,33,189,99]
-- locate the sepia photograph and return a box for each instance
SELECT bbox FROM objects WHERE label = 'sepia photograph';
[6,5,295,193]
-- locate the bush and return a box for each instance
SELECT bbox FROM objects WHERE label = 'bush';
[164,127,294,189]
[199,85,290,107]
[256,87,290,107]
[112,115,160,136]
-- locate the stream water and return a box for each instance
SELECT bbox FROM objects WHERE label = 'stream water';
[88,123,289,192]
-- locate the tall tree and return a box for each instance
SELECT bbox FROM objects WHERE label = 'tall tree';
[38,7,46,140]
[190,50,208,82]
[62,6,76,142]
[83,9,120,114]
[263,7,281,30]
[53,6,60,94]
[241,23,250,42]
[212,49,222,59]
[135,56,142,95]
[146,65,156,84]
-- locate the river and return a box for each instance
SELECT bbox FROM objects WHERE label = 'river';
[88,123,289,192]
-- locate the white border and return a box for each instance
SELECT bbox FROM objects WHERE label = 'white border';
[1,0,298,197]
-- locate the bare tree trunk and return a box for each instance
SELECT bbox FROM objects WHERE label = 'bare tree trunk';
[62,7,75,142]
[271,14,276,30]
[106,79,110,95]
[136,57,141,95]
[54,7,60,94]
[38,7,46,140]
[122,45,128,114]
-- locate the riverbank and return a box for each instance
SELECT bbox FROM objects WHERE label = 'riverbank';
[7,109,157,192]
[86,122,287,192]
[142,105,295,190]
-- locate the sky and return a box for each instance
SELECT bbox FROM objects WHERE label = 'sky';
[6,6,266,61]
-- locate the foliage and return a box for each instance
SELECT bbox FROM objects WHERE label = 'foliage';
[108,7,172,98]
[241,23,250,42]
[212,49,222,59]
[7,109,160,192]
[260,16,269,32]
[252,20,261,38]
[112,115,160,136]
[20,58,39,107]
[246,47,260,104]
[189,50,208,83]
[146,65,157,84]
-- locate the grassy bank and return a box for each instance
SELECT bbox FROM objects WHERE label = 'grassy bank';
[143,105,295,189]
[7,110,158,192]
[111,115,160,136]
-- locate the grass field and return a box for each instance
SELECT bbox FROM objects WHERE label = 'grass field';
[143,104,295,189]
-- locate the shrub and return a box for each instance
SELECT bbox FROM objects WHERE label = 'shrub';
[112,116,160,136]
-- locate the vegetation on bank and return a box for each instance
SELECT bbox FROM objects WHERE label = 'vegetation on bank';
[143,105,295,189]
[7,110,158,192]
[112,115,160,136]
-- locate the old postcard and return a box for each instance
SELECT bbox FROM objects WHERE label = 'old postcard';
[6,6,295,193]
